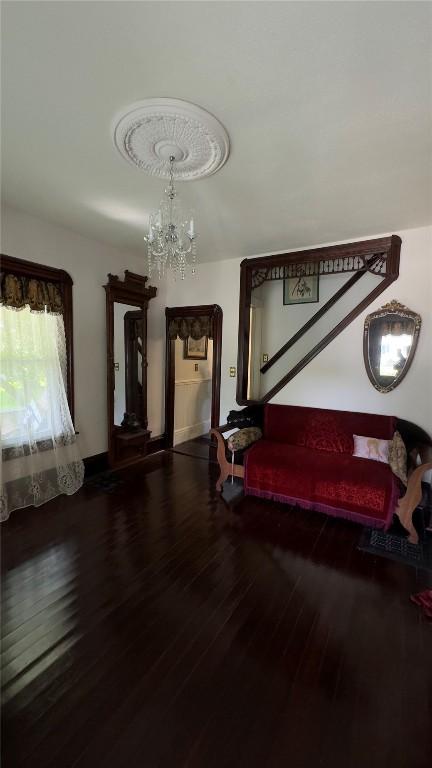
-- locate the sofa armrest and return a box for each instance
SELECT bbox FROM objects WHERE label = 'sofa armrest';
[395,461,432,544]
[210,427,245,492]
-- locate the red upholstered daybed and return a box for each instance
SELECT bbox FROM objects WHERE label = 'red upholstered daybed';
[244,404,399,529]
[211,404,432,539]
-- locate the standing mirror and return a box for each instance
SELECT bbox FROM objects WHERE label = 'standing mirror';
[104,271,156,468]
[363,300,421,393]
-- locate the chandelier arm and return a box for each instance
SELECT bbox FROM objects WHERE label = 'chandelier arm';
[145,154,198,280]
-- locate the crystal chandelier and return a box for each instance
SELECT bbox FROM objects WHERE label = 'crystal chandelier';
[144,156,197,280]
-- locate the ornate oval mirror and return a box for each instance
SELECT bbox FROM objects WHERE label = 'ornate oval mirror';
[363,300,421,393]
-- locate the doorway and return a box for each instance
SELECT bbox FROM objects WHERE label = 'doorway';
[165,305,222,457]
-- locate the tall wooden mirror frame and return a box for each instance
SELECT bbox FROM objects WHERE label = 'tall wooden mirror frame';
[104,271,157,469]
[236,235,401,405]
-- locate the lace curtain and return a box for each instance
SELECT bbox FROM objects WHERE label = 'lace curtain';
[0,305,84,521]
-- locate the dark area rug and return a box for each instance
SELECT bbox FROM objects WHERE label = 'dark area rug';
[358,527,432,572]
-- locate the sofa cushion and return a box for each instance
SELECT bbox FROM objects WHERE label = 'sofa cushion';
[304,410,353,454]
[244,439,400,528]
[263,404,396,454]
[388,430,408,486]
[353,434,390,463]
[227,427,262,452]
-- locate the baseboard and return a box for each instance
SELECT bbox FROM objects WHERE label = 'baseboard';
[174,421,211,446]
[147,434,168,455]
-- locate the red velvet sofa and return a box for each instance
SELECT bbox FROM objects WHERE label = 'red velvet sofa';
[243,404,400,529]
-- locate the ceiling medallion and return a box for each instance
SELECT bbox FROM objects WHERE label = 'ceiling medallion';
[112,98,230,180]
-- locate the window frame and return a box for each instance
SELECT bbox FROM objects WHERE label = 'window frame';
[0,254,75,423]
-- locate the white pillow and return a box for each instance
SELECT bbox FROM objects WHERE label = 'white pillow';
[353,434,389,464]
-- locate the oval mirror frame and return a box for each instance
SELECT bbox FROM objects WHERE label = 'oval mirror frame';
[363,300,421,393]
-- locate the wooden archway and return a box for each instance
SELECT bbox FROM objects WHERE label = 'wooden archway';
[165,304,223,449]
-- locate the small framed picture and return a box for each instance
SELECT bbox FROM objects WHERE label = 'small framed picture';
[184,336,208,360]
[283,274,319,305]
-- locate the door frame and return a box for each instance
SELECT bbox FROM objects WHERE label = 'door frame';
[165,304,223,449]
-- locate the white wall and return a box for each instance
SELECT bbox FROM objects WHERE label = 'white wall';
[174,337,213,382]
[173,379,212,445]
[165,226,432,436]
[0,203,167,457]
[165,264,239,428]
[173,338,213,445]
[256,271,381,398]
[2,203,431,454]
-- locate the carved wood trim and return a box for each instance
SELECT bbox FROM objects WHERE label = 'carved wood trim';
[104,270,157,469]
[236,235,401,404]
[165,304,222,449]
[0,253,75,422]
[261,258,380,375]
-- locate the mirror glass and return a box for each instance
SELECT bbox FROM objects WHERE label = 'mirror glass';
[364,302,421,393]
[113,302,143,426]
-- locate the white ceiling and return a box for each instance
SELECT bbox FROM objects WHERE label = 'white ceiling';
[2,1,431,262]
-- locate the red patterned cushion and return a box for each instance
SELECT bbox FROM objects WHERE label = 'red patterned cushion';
[264,404,396,455]
[304,410,352,453]
[245,439,400,527]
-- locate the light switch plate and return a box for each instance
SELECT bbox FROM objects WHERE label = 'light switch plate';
[229,366,236,377]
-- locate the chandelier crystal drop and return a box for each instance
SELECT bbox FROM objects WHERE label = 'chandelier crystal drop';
[144,156,197,280]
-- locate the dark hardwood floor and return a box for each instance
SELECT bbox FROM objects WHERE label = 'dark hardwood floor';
[1,451,431,768]
[172,435,216,462]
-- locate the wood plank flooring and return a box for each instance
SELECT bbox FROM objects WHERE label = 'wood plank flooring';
[1,451,431,768]
[172,435,216,462]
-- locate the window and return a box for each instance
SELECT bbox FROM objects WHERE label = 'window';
[0,254,74,419]
[0,255,82,522]
[0,306,70,445]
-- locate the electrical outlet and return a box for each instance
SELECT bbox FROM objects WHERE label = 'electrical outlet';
[194,363,199,372]
[114,362,120,371]
[229,366,236,377]
[262,354,269,363]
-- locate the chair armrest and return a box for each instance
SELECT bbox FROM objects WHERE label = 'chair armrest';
[212,423,236,434]
[210,427,245,492]
[395,461,432,544]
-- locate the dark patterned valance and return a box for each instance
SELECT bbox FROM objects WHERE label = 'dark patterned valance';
[0,272,64,314]
[168,315,212,341]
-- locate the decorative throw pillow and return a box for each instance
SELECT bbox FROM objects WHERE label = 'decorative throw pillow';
[353,434,389,464]
[227,427,262,453]
[388,430,408,486]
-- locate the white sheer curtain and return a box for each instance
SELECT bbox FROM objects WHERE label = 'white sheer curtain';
[0,305,84,521]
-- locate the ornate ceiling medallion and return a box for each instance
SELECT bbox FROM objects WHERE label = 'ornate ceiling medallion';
[112,98,230,180]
